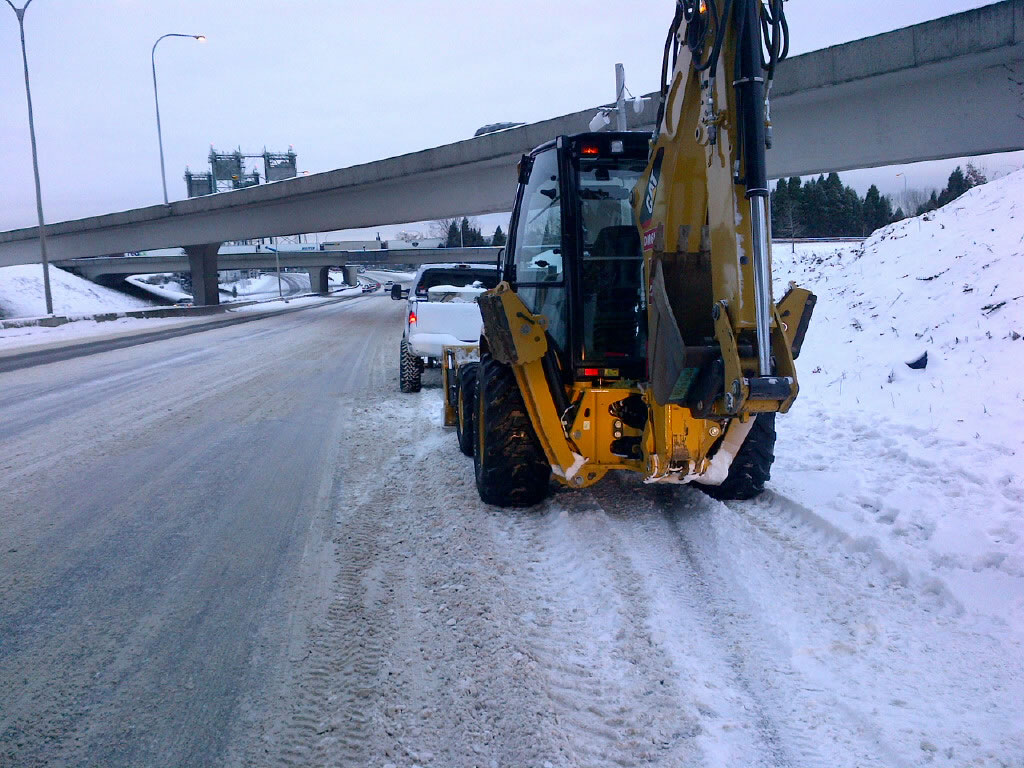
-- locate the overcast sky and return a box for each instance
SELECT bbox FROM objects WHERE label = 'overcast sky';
[1,0,1019,236]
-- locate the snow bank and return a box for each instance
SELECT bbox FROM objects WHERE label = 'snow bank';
[125,275,190,302]
[222,273,299,297]
[0,265,154,319]
[0,315,196,351]
[772,170,1024,631]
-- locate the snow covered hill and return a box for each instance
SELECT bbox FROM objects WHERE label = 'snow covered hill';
[0,264,154,320]
[772,170,1024,633]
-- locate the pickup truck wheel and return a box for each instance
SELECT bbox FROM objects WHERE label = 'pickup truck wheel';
[696,413,776,500]
[473,351,550,507]
[456,362,479,456]
[399,338,423,393]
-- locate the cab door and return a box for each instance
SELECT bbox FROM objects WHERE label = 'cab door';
[505,145,571,362]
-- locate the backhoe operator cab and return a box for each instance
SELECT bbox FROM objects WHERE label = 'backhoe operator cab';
[467,132,659,507]
[505,132,650,383]
[465,130,812,507]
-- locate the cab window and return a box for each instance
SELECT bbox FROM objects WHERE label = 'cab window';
[577,154,647,363]
[513,149,562,285]
[511,148,569,354]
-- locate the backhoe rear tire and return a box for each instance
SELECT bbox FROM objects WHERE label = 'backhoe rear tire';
[456,362,479,457]
[696,413,776,501]
[399,338,423,393]
[473,350,551,507]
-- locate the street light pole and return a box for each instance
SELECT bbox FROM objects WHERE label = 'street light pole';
[5,0,53,315]
[896,172,908,208]
[266,245,283,299]
[151,32,205,204]
[896,172,919,231]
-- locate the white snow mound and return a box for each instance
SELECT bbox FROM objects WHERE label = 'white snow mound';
[0,264,154,320]
[772,169,1024,631]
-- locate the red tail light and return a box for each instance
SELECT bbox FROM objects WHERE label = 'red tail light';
[409,310,417,325]
[581,145,600,156]
[583,367,600,377]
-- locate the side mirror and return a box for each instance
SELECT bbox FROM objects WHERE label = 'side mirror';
[495,247,505,281]
[390,283,404,300]
[517,154,533,185]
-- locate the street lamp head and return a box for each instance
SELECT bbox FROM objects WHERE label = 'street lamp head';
[194,34,206,42]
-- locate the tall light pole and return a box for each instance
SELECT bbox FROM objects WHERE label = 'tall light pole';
[152,32,205,204]
[896,172,919,230]
[5,0,53,315]
[895,172,908,210]
[266,245,284,299]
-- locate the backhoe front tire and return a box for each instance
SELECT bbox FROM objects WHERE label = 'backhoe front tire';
[697,413,776,501]
[473,351,551,507]
[456,362,479,457]
[399,338,423,393]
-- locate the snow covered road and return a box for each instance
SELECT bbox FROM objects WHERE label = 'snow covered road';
[238,373,1022,767]
[2,226,1021,766]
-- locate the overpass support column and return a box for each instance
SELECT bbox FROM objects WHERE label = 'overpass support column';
[185,243,221,306]
[343,265,360,288]
[308,267,330,294]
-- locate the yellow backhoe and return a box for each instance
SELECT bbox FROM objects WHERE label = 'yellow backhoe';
[459,0,816,506]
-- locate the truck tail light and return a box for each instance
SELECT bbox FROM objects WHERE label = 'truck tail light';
[409,310,417,325]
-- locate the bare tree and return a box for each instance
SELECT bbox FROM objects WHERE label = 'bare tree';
[897,187,933,215]
[430,218,461,240]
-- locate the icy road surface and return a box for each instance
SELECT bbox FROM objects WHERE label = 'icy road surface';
[1,282,1021,766]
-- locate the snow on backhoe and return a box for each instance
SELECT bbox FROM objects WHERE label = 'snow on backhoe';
[456,0,816,506]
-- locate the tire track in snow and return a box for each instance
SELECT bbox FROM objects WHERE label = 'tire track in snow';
[657,482,1023,767]
[584,484,794,768]
[267,429,389,767]
[717,488,1024,766]
[254,326,389,768]
[579,475,944,768]
[494,500,702,766]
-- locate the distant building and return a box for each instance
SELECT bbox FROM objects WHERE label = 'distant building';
[184,146,297,197]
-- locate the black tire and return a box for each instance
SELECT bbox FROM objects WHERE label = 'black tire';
[456,362,479,457]
[473,350,551,507]
[399,338,423,393]
[697,413,776,500]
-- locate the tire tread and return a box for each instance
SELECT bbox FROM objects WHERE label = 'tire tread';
[473,351,550,507]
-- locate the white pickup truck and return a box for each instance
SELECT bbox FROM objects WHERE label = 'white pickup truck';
[392,262,499,393]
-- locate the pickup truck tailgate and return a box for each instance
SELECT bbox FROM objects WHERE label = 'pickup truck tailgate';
[413,301,482,342]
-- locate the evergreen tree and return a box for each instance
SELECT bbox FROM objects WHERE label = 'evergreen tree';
[862,184,894,234]
[445,221,461,247]
[459,217,487,246]
[800,176,828,237]
[770,179,787,232]
[824,173,845,228]
[916,165,985,216]
[842,186,863,236]
[491,225,506,247]
[917,190,940,216]
[769,171,900,238]
[964,162,988,188]
[937,167,969,207]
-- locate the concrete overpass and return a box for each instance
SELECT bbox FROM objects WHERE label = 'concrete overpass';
[57,247,500,295]
[1,1,1022,305]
